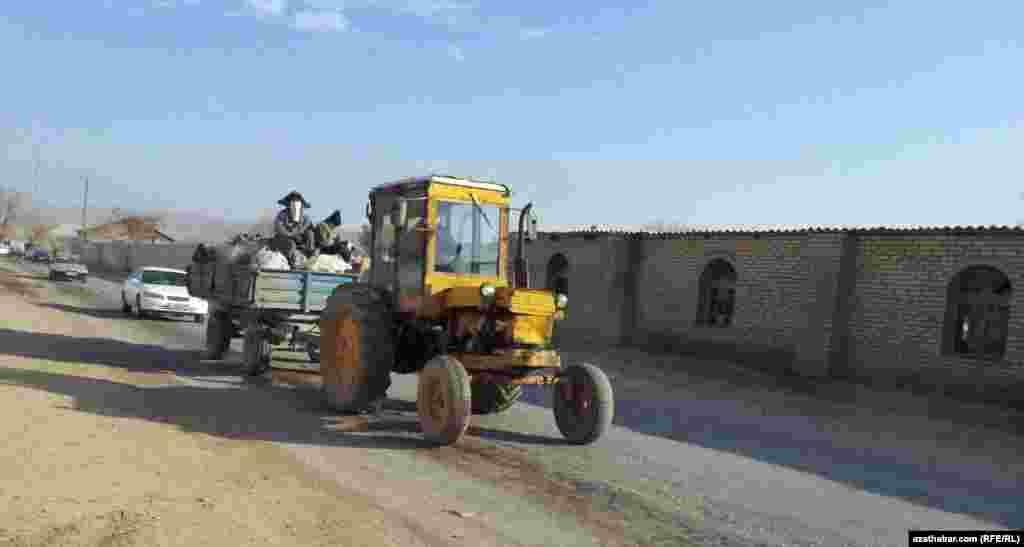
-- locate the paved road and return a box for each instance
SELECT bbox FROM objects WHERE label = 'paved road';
[20,260,1023,547]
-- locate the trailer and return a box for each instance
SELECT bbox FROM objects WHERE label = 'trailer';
[187,260,357,375]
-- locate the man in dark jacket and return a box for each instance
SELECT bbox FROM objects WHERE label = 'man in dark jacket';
[270,190,314,268]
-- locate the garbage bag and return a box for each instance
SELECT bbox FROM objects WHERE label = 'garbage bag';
[304,253,350,274]
[191,243,214,263]
[214,241,262,267]
[251,247,290,270]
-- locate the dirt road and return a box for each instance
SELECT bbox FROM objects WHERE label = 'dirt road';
[4,259,1023,547]
[0,271,411,547]
[0,264,675,547]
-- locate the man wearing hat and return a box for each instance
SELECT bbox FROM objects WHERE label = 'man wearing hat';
[271,190,315,268]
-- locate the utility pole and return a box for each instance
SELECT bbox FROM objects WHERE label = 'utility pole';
[32,140,41,198]
[81,177,89,241]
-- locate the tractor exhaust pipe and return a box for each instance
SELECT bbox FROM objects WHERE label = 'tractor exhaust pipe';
[514,203,533,288]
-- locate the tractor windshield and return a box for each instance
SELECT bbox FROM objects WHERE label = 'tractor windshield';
[434,200,501,276]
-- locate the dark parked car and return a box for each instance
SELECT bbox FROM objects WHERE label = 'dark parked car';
[28,248,50,262]
[48,255,89,282]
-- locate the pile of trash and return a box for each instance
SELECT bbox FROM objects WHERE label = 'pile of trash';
[192,237,276,269]
[190,226,357,274]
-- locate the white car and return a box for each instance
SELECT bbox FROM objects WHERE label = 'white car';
[121,266,208,323]
[0,245,9,256]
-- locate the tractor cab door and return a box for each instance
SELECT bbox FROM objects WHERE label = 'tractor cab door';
[370,190,428,300]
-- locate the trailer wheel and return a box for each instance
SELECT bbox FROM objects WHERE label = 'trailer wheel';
[553,363,614,445]
[203,311,231,360]
[417,355,471,446]
[306,339,320,363]
[471,382,522,415]
[243,330,272,376]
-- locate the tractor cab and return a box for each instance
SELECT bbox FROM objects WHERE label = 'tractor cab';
[366,175,539,316]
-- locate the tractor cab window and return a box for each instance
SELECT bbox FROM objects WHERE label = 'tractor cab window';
[371,193,427,293]
[396,198,427,293]
[434,200,501,276]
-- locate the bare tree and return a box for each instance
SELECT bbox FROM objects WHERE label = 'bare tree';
[0,186,26,228]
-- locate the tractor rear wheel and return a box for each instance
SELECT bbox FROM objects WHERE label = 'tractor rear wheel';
[553,363,614,445]
[320,285,393,413]
[203,311,231,360]
[470,382,522,415]
[417,355,471,446]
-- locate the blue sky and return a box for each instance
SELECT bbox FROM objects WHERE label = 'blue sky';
[1,1,1022,227]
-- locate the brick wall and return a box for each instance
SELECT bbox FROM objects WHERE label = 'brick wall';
[514,236,632,347]
[522,229,1024,403]
[846,233,1024,402]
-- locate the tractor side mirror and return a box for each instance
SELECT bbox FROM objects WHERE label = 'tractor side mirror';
[526,212,539,241]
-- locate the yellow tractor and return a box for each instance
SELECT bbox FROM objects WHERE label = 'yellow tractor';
[319,175,614,445]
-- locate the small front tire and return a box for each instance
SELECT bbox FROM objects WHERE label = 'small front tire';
[417,355,471,446]
[553,363,614,445]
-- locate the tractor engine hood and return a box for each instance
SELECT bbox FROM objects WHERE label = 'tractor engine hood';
[441,286,560,316]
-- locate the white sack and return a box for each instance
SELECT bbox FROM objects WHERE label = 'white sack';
[304,253,350,274]
[252,247,291,270]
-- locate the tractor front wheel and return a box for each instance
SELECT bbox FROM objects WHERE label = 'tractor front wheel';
[553,363,614,445]
[471,382,522,415]
[417,355,471,446]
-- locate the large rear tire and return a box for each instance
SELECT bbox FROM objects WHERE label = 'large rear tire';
[470,382,522,415]
[417,355,471,446]
[203,311,232,360]
[320,285,393,413]
[553,363,614,445]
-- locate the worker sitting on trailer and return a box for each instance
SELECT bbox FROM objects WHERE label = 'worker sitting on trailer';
[270,190,315,268]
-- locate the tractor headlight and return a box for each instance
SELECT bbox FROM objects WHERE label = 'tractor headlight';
[555,293,568,310]
[480,283,496,299]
